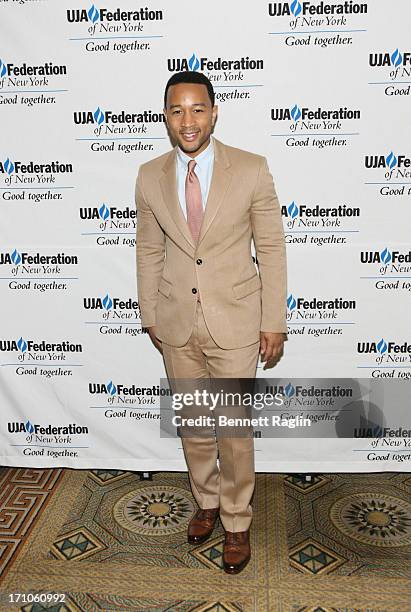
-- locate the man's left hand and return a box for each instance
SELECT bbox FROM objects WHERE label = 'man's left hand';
[259,332,285,369]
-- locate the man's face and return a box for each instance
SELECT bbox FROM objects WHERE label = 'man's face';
[164,82,218,157]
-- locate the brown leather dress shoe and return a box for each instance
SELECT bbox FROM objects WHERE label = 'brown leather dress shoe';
[223,530,251,574]
[187,507,219,544]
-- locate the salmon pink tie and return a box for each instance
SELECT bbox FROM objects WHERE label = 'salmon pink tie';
[185,159,203,243]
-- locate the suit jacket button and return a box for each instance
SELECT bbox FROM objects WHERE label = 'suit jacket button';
[196,258,202,265]
[192,288,197,294]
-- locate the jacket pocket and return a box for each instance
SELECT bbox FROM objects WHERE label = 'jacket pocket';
[158,277,172,298]
[232,275,261,300]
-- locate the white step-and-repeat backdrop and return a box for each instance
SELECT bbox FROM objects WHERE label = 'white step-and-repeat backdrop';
[1,0,410,472]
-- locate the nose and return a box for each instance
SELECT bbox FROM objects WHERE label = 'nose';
[181,110,195,128]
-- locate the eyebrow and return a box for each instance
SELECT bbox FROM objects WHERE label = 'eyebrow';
[169,103,207,109]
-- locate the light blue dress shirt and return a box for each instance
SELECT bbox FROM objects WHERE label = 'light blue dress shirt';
[176,138,214,219]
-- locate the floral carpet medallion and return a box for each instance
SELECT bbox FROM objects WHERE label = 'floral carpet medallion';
[330,492,411,547]
[113,484,195,536]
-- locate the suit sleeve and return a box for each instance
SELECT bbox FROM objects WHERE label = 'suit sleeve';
[250,157,288,335]
[135,167,165,328]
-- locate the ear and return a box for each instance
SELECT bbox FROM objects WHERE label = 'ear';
[212,105,218,125]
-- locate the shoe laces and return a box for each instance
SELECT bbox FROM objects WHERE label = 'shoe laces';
[225,532,243,551]
[197,508,217,521]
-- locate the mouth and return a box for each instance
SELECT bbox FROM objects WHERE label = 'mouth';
[180,131,199,142]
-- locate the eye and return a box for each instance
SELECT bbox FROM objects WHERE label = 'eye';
[172,110,182,115]
[194,109,204,113]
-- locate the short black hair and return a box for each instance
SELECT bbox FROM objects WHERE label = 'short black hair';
[164,71,215,108]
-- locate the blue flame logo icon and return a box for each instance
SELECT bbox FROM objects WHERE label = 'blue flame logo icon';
[99,204,110,220]
[0,59,6,78]
[391,49,403,68]
[385,151,397,169]
[284,382,295,398]
[290,0,302,16]
[88,4,100,22]
[25,420,34,434]
[377,338,387,354]
[287,294,297,311]
[287,201,299,219]
[93,107,105,125]
[107,380,117,395]
[290,104,302,122]
[188,53,200,71]
[380,247,392,264]
[17,337,27,353]
[4,158,15,175]
[102,293,113,310]
[11,249,21,265]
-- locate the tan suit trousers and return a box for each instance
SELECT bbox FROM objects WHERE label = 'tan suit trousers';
[162,301,260,532]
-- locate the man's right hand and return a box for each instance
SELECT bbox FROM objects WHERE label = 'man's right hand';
[147,326,163,354]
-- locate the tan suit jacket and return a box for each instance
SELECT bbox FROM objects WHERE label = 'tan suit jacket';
[135,137,287,349]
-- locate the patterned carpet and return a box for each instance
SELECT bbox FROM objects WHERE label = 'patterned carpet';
[0,467,410,611]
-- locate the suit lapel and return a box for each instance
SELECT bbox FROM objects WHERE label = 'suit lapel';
[198,138,232,246]
[159,149,196,250]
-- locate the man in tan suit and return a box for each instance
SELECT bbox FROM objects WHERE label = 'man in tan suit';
[136,71,287,573]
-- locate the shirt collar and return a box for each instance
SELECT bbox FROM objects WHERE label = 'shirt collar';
[177,137,214,169]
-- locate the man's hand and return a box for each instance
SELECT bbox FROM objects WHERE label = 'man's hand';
[147,326,163,354]
[260,332,285,369]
